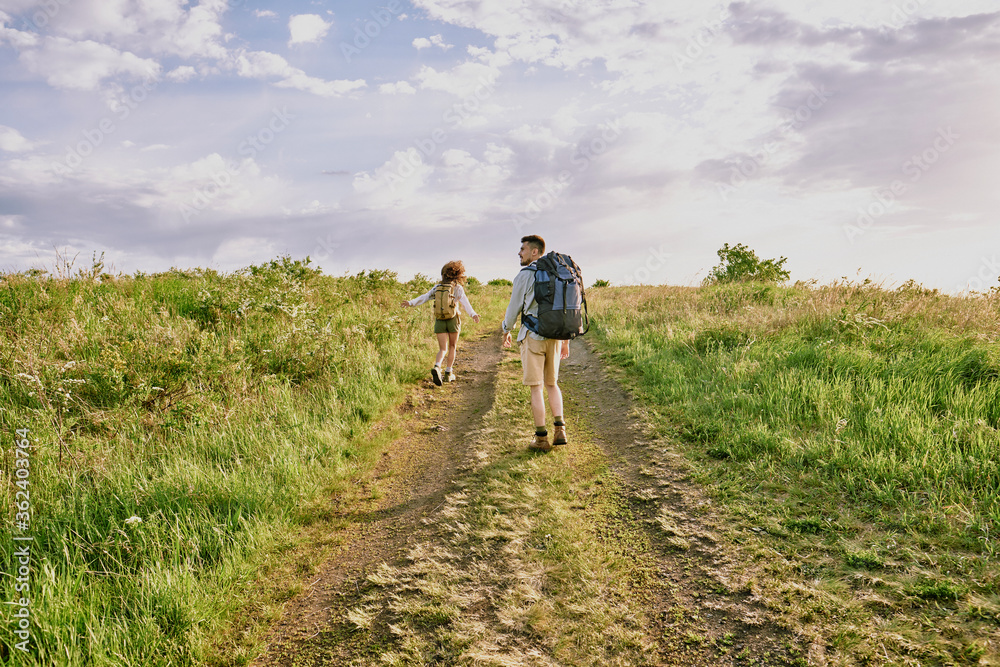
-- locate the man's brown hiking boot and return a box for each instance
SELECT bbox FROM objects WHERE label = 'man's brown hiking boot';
[529,433,552,452]
[552,424,567,446]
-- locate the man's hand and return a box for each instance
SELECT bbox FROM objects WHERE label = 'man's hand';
[400,301,411,308]
[560,340,570,359]
[473,314,481,323]
[502,331,512,349]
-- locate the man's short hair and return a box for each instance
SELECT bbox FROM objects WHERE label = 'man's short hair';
[521,235,545,255]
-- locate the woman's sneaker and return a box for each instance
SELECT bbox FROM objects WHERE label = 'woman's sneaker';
[446,371,457,382]
[431,366,443,386]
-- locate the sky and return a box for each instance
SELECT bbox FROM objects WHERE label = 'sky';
[1,0,999,292]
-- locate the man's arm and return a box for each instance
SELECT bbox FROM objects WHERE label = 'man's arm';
[501,269,531,335]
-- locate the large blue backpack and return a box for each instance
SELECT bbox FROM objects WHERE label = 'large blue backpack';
[521,252,589,340]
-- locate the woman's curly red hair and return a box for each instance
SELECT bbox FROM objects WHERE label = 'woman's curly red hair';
[441,260,467,285]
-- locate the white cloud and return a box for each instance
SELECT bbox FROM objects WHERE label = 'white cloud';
[1,214,25,229]
[17,36,160,91]
[507,124,567,150]
[30,0,228,60]
[413,34,453,51]
[4,4,359,99]
[414,60,500,97]
[352,149,434,203]
[379,81,416,95]
[166,1,228,60]
[234,49,365,97]
[143,153,292,222]
[283,199,337,217]
[166,65,197,82]
[348,142,515,229]
[254,10,278,19]
[0,18,40,49]
[0,125,35,152]
[412,0,679,91]
[288,14,331,46]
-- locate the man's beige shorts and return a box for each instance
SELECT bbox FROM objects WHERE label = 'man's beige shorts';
[519,336,561,386]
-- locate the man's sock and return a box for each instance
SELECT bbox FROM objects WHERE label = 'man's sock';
[535,427,548,436]
[554,417,565,426]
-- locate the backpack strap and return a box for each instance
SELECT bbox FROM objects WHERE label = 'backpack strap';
[518,264,540,335]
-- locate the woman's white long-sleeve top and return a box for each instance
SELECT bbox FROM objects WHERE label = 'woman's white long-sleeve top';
[407,283,478,319]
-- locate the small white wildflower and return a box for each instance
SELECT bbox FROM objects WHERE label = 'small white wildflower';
[124,516,143,526]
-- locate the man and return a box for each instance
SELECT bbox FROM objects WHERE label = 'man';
[501,234,570,452]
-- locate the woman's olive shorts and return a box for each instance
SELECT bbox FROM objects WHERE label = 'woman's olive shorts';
[434,316,461,334]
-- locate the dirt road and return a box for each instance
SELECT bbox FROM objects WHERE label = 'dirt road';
[252,330,803,666]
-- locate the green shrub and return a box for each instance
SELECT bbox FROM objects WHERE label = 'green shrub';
[703,243,790,285]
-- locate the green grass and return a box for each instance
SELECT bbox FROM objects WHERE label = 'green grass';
[7,258,1000,665]
[0,257,507,665]
[587,280,1000,664]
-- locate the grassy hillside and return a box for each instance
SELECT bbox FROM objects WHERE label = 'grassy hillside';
[587,280,1000,665]
[0,258,508,665]
[6,258,999,665]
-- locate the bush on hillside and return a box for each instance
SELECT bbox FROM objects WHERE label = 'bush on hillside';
[465,276,482,294]
[704,243,790,285]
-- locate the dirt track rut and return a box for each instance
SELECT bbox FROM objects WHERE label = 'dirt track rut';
[253,331,801,666]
